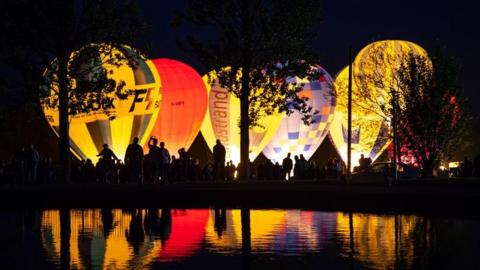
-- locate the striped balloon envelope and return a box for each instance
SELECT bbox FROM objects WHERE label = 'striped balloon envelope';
[200,69,284,165]
[147,58,208,154]
[262,65,336,163]
[41,44,162,162]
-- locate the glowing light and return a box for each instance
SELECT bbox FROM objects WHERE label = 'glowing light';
[329,67,390,169]
[336,213,419,269]
[40,209,159,269]
[200,69,284,165]
[448,161,460,168]
[262,65,336,163]
[147,59,208,153]
[41,44,162,162]
[156,209,210,262]
[353,40,429,109]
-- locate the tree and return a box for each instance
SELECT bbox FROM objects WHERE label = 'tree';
[392,52,470,177]
[175,0,323,179]
[0,0,148,182]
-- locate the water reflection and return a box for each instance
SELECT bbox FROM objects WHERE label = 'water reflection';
[17,209,476,269]
[337,213,422,269]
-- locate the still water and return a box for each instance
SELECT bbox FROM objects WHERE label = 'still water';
[1,209,479,269]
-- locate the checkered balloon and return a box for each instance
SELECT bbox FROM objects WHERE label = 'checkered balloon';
[262,65,336,163]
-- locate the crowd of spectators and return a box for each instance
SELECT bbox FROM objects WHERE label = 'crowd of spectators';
[2,139,480,185]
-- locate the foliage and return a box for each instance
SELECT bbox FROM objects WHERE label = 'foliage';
[391,52,470,177]
[175,0,323,178]
[175,0,323,127]
[0,0,148,181]
[39,44,145,120]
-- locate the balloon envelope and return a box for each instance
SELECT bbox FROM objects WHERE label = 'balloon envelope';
[328,66,390,169]
[41,44,162,162]
[263,65,336,163]
[200,69,283,165]
[353,40,428,108]
[147,58,207,153]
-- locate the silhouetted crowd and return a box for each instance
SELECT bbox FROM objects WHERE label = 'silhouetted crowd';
[2,139,480,185]
[453,156,480,177]
[0,144,55,184]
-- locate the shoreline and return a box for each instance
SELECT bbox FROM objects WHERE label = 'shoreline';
[1,178,480,219]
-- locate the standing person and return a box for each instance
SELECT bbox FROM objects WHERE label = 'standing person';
[213,139,226,181]
[14,146,26,184]
[97,144,120,183]
[226,161,236,181]
[334,158,343,180]
[147,136,161,183]
[159,142,171,184]
[25,144,40,183]
[282,153,293,180]
[125,137,144,184]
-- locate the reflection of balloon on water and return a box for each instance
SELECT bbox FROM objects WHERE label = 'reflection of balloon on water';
[263,65,336,163]
[40,44,162,162]
[147,59,208,153]
[40,209,158,269]
[200,69,283,165]
[277,210,337,251]
[157,209,209,262]
[336,213,419,269]
[205,209,286,250]
[329,66,390,168]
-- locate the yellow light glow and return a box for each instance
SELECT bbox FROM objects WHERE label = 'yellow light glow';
[336,213,419,269]
[205,210,286,250]
[40,209,159,269]
[448,161,460,168]
[329,66,390,169]
[200,69,283,165]
[354,40,428,110]
[41,44,162,162]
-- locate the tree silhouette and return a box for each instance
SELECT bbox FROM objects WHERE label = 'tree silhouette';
[392,52,470,177]
[0,0,148,182]
[175,0,323,179]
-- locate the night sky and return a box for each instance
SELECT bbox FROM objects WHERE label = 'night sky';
[137,0,480,116]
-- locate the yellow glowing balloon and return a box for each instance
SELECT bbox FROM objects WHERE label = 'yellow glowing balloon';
[329,67,391,168]
[41,44,161,162]
[353,40,428,107]
[200,69,283,165]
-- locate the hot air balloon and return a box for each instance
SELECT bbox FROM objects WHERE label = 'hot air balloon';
[353,40,428,110]
[262,65,336,163]
[200,69,283,165]
[147,59,208,153]
[40,44,162,162]
[328,66,391,169]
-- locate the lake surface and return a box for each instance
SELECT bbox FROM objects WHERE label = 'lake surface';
[1,208,479,269]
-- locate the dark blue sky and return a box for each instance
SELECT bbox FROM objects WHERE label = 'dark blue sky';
[138,0,479,115]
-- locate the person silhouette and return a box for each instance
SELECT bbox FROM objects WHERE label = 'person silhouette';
[282,153,293,180]
[125,137,144,183]
[213,139,226,181]
[147,136,161,183]
[97,144,119,183]
[159,142,171,183]
[25,144,39,183]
